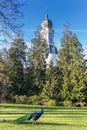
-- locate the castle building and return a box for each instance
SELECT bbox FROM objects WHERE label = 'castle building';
[40,14,58,66]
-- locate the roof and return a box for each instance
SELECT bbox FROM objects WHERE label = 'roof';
[41,13,53,28]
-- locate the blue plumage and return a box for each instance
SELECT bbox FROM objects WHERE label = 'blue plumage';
[29,109,44,124]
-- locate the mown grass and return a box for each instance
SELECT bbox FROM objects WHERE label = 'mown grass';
[0,104,87,130]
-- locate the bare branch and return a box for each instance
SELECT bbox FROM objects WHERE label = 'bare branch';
[0,0,23,44]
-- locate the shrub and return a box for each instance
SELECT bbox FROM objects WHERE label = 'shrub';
[28,95,42,105]
[74,102,86,107]
[47,99,57,106]
[63,100,72,107]
[14,95,28,104]
[41,98,49,106]
[13,95,42,105]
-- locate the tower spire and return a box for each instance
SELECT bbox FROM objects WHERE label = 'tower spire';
[45,8,48,20]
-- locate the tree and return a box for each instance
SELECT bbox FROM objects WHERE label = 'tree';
[42,61,62,103]
[68,34,87,105]
[28,28,49,95]
[0,52,4,101]
[8,37,27,99]
[0,49,9,102]
[0,0,23,43]
[58,24,87,106]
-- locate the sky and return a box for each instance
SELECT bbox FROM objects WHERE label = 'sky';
[1,0,87,58]
[22,0,87,58]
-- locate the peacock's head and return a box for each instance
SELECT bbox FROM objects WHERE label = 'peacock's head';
[41,108,44,113]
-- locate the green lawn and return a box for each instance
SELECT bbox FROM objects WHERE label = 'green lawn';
[0,104,87,130]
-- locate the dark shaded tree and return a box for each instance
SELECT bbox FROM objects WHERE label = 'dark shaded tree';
[8,37,27,99]
[0,49,9,102]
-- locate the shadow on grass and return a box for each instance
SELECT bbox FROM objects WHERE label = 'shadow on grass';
[0,120,86,127]
[0,120,69,126]
[24,122,87,127]
[30,122,69,126]
[20,121,77,126]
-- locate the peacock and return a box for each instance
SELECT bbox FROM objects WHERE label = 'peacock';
[9,108,44,124]
[29,108,44,124]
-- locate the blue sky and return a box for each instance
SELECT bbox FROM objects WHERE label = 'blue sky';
[1,0,87,58]
[22,0,87,57]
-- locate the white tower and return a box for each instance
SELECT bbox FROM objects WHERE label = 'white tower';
[40,14,58,66]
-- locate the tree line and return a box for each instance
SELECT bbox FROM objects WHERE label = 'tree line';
[0,0,87,106]
[0,24,87,107]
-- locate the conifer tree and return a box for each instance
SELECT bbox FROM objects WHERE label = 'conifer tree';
[8,37,27,98]
[0,49,9,102]
[28,28,49,95]
[58,24,87,106]
[42,61,62,103]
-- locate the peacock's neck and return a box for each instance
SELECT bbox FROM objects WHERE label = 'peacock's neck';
[38,109,44,115]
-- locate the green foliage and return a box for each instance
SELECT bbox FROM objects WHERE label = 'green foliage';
[47,99,57,106]
[58,24,87,105]
[0,24,87,106]
[28,28,49,94]
[74,102,86,107]
[13,95,28,104]
[63,100,72,107]
[0,49,9,102]
[28,95,42,105]
[42,61,62,102]
[8,37,27,97]
[24,67,37,96]
[13,95,42,105]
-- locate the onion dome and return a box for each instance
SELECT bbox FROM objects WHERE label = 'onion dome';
[41,14,53,28]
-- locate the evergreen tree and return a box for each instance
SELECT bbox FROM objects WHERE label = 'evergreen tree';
[42,61,62,103]
[0,49,9,102]
[69,34,87,105]
[8,37,27,99]
[58,24,87,106]
[28,28,49,95]
[24,66,37,96]
[0,52,4,101]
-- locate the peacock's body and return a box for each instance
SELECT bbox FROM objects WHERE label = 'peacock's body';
[29,108,44,124]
